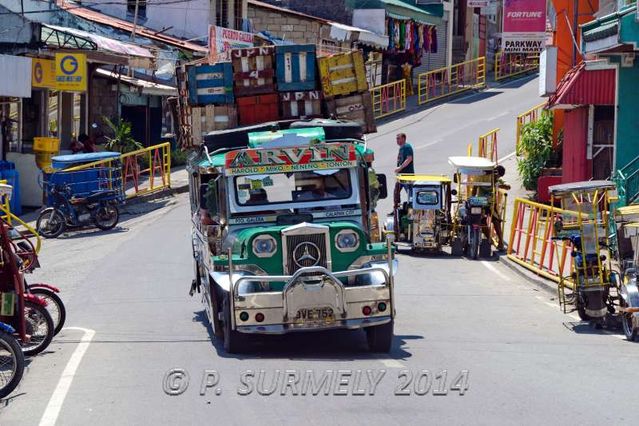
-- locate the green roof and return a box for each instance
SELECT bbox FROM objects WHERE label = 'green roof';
[346,0,442,24]
[581,4,639,48]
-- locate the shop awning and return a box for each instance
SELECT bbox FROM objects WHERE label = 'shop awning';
[95,68,177,97]
[328,22,389,49]
[548,61,615,109]
[347,0,442,25]
[42,24,154,60]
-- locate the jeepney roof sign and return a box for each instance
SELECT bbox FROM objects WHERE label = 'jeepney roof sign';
[224,142,358,176]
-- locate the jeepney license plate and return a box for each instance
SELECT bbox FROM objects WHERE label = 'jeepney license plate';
[294,307,335,323]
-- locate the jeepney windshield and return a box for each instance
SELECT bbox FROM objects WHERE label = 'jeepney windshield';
[234,169,353,206]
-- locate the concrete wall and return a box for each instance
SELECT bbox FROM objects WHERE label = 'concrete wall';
[248,4,325,45]
[89,0,213,40]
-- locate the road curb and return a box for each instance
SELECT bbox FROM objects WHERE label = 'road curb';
[498,255,557,296]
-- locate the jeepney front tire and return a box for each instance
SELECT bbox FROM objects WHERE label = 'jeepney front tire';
[366,320,394,353]
[222,295,249,354]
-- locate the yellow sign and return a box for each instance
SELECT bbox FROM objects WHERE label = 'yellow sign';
[32,58,57,89]
[55,53,87,92]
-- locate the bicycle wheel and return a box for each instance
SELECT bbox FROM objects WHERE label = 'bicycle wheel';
[0,331,25,399]
[21,301,54,356]
[29,288,66,336]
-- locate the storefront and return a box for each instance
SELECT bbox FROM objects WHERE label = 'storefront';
[348,0,448,87]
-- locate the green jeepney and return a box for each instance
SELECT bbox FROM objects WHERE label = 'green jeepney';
[187,120,396,353]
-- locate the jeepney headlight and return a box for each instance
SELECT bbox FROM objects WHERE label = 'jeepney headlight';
[252,235,277,257]
[335,230,360,252]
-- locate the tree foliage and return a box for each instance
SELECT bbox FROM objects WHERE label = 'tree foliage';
[517,110,554,190]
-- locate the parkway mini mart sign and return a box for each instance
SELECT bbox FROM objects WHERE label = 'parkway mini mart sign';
[502,0,546,54]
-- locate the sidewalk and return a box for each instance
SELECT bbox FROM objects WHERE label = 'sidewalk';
[13,166,191,229]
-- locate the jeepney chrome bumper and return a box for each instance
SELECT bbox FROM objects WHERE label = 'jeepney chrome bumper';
[236,316,392,335]
[228,263,396,334]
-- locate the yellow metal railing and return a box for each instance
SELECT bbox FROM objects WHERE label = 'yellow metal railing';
[495,52,540,81]
[65,143,172,199]
[516,101,547,155]
[417,57,486,105]
[467,128,499,163]
[507,197,575,287]
[370,79,406,119]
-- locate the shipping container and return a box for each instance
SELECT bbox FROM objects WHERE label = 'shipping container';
[279,90,322,119]
[324,92,376,134]
[190,105,238,145]
[237,94,279,126]
[318,50,368,98]
[187,62,234,105]
[275,45,317,92]
[231,46,276,97]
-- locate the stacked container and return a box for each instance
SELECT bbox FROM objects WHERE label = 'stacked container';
[276,45,322,120]
[185,62,237,144]
[318,50,376,133]
[231,46,279,126]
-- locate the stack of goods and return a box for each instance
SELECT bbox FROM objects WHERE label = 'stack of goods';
[318,50,376,133]
[276,44,322,120]
[231,46,278,126]
[184,62,237,145]
[182,44,377,142]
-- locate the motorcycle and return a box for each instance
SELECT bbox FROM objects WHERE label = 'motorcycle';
[556,233,612,324]
[36,184,120,238]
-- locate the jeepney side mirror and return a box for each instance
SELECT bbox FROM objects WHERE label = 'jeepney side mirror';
[377,174,388,199]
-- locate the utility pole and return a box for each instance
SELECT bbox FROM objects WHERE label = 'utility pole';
[131,0,140,42]
[573,0,579,66]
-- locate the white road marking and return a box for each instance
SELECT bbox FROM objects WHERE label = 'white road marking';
[415,139,442,150]
[499,151,516,162]
[378,359,404,369]
[481,261,512,282]
[39,327,96,426]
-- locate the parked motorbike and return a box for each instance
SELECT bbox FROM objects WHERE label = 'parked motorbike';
[0,321,25,399]
[555,232,613,326]
[36,184,120,238]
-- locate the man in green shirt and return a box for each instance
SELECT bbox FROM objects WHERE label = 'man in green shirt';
[395,133,414,174]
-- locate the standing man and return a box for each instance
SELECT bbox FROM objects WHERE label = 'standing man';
[394,133,414,175]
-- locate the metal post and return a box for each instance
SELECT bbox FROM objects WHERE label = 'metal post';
[228,247,236,329]
[572,0,579,66]
[131,0,140,42]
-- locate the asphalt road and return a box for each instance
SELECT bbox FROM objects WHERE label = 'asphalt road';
[2,77,638,425]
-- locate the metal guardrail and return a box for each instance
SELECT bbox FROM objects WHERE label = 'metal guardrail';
[495,52,539,81]
[614,155,639,207]
[417,57,486,105]
[506,197,576,288]
[467,128,499,163]
[65,143,172,200]
[516,101,547,155]
[370,79,406,119]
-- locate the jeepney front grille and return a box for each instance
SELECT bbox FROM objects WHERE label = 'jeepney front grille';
[285,233,328,274]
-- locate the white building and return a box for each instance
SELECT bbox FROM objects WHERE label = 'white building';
[86,0,249,40]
